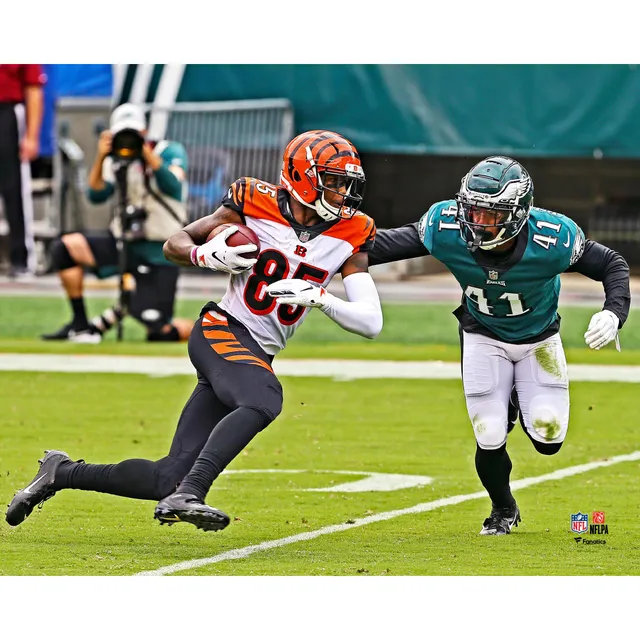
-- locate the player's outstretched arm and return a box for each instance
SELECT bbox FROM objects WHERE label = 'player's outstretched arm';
[567,239,631,349]
[266,252,383,339]
[326,251,383,338]
[368,222,430,266]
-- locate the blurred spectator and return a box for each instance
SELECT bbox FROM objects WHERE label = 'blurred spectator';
[186,146,231,223]
[0,64,46,279]
[42,102,193,343]
[38,64,57,160]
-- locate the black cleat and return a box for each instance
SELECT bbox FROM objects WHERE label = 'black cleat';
[479,503,521,536]
[5,450,72,526]
[41,321,76,340]
[154,492,230,532]
[41,321,102,343]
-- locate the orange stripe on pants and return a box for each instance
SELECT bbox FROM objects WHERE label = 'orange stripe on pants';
[201,311,273,373]
[203,329,236,340]
[225,354,274,373]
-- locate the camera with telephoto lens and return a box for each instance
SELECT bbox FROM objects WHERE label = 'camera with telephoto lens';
[122,204,148,241]
[111,127,144,166]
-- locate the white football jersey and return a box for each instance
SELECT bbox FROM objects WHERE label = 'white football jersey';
[217,178,376,355]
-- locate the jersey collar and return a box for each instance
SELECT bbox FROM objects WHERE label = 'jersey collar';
[469,222,529,276]
[278,190,339,243]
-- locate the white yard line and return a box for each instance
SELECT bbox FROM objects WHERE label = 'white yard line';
[136,450,640,576]
[1,353,640,382]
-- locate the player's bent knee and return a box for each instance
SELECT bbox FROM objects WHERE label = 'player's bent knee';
[528,396,568,444]
[530,440,563,456]
[49,238,77,271]
[253,399,283,427]
[171,318,194,341]
[147,325,180,342]
[246,383,283,428]
[470,401,509,450]
[62,233,93,264]
[475,422,508,450]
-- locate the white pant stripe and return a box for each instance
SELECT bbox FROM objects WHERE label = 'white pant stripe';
[13,103,35,272]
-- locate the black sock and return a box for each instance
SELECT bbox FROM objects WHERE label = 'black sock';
[54,458,162,500]
[70,297,88,327]
[177,407,269,501]
[475,444,516,509]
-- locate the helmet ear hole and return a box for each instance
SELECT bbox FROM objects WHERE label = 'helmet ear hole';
[292,169,301,182]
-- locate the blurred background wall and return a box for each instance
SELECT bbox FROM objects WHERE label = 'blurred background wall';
[5,64,640,273]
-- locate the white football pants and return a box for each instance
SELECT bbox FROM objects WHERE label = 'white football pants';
[461,330,570,450]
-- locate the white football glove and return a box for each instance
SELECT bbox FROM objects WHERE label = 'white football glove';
[266,278,328,308]
[191,225,257,275]
[584,310,620,350]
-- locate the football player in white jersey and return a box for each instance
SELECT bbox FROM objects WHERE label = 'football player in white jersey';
[7,131,383,532]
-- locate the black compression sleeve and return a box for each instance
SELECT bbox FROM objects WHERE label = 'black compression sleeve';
[368,222,430,266]
[566,240,631,328]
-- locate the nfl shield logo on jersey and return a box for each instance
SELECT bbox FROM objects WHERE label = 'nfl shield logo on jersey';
[298,231,311,243]
[488,270,499,280]
[571,512,589,533]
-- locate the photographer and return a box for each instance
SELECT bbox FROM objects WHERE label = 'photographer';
[42,103,193,343]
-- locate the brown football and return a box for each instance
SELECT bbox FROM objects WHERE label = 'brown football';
[207,223,261,259]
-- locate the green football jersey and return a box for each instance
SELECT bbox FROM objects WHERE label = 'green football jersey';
[418,200,586,342]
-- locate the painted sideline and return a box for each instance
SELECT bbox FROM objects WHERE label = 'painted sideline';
[136,450,640,576]
[1,353,640,382]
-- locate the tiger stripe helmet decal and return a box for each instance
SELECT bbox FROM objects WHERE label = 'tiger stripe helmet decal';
[280,130,366,222]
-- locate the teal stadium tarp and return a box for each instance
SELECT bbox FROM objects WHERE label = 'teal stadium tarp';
[168,64,640,159]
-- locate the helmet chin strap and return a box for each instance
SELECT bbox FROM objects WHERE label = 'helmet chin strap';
[314,193,343,221]
[468,233,483,252]
[467,225,514,251]
[478,227,508,250]
[479,210,530,250]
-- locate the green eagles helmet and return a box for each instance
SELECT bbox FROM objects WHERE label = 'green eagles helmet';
[455,156,534,251]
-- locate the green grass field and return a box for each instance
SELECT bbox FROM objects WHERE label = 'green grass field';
[0,296,638,576]
[0,296,636,364]
[1,371,638,576]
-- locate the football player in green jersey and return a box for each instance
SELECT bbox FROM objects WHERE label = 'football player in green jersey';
[369,156,630,535]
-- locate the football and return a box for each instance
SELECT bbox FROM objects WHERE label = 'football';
[207,223,261,260]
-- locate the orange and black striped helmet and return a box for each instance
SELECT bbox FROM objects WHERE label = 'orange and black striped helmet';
[280,130,366,221]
